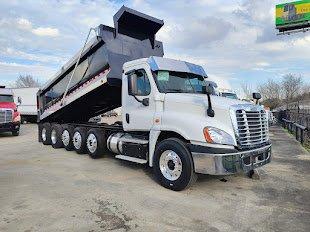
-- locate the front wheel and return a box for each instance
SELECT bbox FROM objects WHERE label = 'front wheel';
[153,138,197,191]
[12,130,20,136]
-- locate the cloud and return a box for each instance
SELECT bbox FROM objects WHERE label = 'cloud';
[16,17,59,37]
[256,62,270,67]
[0,61,56,83]
[208,74,232,89]
[17,18,32,30]
[0,0,309,89]
[31,27,59,37]
[1,47,66,64]
[158,16,233,49]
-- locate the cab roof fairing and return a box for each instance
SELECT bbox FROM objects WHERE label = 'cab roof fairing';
[0,88,13,95]
[147,56,208,77]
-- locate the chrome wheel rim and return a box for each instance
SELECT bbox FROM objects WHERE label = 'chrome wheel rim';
[73,132,82,149]
[42,128,47,141]
[87,133,97,153]
[159,150,182,181]
[62,130,70,147]
[51,129,57,144]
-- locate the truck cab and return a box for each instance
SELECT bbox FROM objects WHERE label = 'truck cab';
[112,56,270,190]
[0,86,21,136]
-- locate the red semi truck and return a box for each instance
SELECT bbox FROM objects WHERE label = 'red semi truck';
[0,86,21,136]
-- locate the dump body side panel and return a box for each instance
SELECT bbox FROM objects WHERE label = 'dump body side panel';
[38,6,164,123]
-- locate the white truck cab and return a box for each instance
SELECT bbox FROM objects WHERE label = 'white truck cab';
[110,56,271,189]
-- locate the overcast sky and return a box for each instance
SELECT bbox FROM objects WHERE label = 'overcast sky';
[0,0,309,95]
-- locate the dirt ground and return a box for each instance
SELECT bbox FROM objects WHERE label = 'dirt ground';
[0,124,309,232]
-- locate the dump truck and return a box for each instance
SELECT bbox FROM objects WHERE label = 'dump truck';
[37,6,271,191]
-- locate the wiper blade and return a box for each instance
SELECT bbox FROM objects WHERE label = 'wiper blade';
[165,89,184,93]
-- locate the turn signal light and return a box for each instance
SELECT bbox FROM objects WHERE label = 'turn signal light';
[203,127,213,143]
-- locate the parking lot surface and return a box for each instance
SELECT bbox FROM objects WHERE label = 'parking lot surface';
[0,124,309,232]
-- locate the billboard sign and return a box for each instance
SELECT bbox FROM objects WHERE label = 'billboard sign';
[276,0,310,32]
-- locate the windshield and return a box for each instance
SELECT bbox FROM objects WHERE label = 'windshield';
[0,95,14,102]
[154,70,213,94]
[221,93,238,99]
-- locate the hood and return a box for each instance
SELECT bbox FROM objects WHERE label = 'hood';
[165,93,253,110]
[163,93,259,144]
[0,101,17,110]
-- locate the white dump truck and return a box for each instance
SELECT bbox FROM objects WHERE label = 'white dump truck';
[37,6,271,191]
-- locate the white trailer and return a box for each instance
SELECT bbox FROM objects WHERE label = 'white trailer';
[11,87,39,123]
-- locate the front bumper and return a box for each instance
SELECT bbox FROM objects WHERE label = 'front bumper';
[190,144,271,175]
[0,122,20,133]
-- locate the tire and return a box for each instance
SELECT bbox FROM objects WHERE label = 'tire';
[42,123,52,145]
[72,127,87,154]
[61,124,75,151]
[153,138,197,191]
[86,129,107,159]
[51,124,63,149]
[12,130,20,136]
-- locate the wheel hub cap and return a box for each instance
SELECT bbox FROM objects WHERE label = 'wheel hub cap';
[51,129,57,144]
[62,130,70,146]
[42,128,47,141]
[159,150,182,181]
[73,132,82,149]
[87,133,97,153]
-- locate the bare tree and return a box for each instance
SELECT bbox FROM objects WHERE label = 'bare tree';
[258,79,282,109]
[257,79,281,99]
[240,82,253,99]
[301,84,310,98]
[14,75,41,88]
[282,74,303,106]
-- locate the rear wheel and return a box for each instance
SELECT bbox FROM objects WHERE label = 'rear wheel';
[153,138,197,191]
[86,129,107,159]
[73,127,87,154]
[61,124,75,151]
[12,130,20,136]
[51,124,63,149]
[42,123,52,145]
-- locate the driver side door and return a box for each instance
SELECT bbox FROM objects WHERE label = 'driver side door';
[122,68,155,131]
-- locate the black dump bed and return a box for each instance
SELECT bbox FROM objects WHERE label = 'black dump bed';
[38,6,164,123]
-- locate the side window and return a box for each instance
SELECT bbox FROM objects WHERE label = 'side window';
[128,69,151,96]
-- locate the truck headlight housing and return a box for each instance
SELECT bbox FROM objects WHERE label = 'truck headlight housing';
[203,127,235,145]
[13,115,21,122]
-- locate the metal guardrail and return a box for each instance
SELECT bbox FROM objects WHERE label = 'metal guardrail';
[282,118,308,144]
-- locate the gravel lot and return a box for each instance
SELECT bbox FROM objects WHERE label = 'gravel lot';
[0,124,309,232]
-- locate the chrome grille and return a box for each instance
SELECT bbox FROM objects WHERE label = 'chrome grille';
[0,109,13,123]
[235,109,269,148]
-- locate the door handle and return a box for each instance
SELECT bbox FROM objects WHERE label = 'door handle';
[126,113,130,124]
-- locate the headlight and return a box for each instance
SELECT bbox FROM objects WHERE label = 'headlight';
[203,127,235,145]
[13,115,21,122]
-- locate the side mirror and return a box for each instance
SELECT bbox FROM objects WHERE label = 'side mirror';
[252,93,261,100]
[202,85,213,95]
[142,98,149,106]
[127,70,138,96]
[17,96,22,105]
